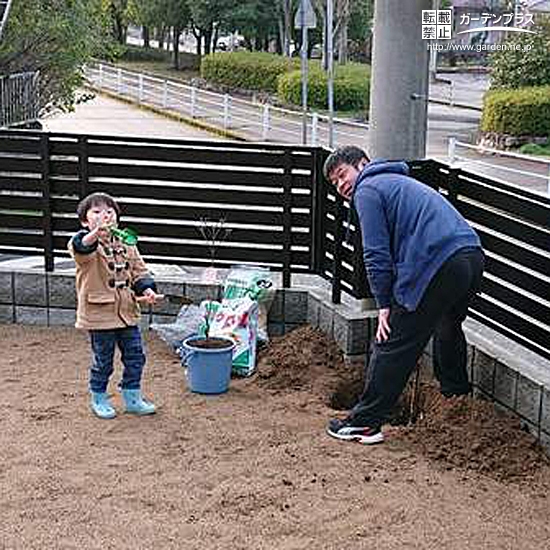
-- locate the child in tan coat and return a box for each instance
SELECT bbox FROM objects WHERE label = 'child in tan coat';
[69,193,163,419]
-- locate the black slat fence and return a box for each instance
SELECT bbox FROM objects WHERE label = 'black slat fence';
[411,159,550,361]
[0,130,549,361]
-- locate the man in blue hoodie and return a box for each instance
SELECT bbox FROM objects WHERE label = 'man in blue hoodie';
[323,145,484,445]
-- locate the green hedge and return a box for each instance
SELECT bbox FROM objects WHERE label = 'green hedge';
[120,45,172,63]
[201,52,298,93]
[277,62,370,112]
[481,86,550,136]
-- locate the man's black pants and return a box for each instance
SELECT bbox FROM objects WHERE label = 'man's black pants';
[350,247,485,428]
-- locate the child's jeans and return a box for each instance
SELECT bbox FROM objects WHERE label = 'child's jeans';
[89,326,146,393]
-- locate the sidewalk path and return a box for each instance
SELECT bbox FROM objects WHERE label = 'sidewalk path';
[42,93,221,140]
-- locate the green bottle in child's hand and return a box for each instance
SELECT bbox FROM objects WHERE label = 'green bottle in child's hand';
[110,227,138,245]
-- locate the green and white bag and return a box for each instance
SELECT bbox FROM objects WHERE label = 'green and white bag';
[199,297,259,377]
[222,265,274,344]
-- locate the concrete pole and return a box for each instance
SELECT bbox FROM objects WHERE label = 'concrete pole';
[368,0,431,160]
[429,0,440,82]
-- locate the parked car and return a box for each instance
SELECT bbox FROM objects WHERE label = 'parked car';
[290,43,323,58]
[217,34,245,51]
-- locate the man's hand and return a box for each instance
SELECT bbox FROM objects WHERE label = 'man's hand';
[136,288,165,305]
[375,307,391,343]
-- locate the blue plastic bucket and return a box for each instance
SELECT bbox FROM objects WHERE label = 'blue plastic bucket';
[181,336,235,394]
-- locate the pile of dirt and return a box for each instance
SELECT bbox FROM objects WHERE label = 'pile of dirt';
[257,324,550,482]
[394,385,550,481]
[256,325,364,410]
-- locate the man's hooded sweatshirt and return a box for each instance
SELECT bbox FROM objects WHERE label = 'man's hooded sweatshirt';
[352,159,481,311]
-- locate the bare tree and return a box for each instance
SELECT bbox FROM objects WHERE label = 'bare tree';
[277,0,293,56]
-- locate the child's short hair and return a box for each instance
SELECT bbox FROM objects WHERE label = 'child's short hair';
[77,193,121,224]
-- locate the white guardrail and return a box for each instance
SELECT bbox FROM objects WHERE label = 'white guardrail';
[0,71,40,128]
[84,62,369,148]
[449,138,550,196]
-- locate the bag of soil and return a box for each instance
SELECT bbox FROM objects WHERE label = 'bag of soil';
[198,296,259,377]
[222,265,274,344]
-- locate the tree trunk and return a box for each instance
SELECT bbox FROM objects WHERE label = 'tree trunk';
[278,18,285,55]
[114,17,126,45]
[338,18,348,63]
[275,32,282,54]
[212,27,219,52]
[173,27,181,69]
[204,25,213,55]
[195,32,202,57]
[337,0,350,64]
[157,27,164,50]
[143,26,150,48]
[281,0,292,56]
[322,12,328,70]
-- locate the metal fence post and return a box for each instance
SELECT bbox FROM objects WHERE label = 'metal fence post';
[117,68,122,94]
[311,113,319,146]
[98,64,103,90]
[223,94,231,129]
[448,137,456,165]
[163,80,168,109]
[191,87,197,118]
[262,104,270,141]
[547,164,550,197]
[332,193,344,305]
[78,135,89,199]
[138,74,144,103]
[310,147,328,276]
[281,149,293,288]
[40,134,54,272]
[449,81,455,107]
[33,71,40,122]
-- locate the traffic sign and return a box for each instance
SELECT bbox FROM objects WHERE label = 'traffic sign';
[294,0,317,29]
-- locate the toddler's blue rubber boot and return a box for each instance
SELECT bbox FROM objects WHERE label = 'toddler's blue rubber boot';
[121,389,156,416]
[90,392,116,419]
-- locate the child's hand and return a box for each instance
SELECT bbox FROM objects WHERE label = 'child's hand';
[83,212,113,245]
[93,211,115,239]
[137,289,165,305]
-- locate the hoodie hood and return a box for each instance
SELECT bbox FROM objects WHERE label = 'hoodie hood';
[344,160,409,243]
[350,159,409,203]
[360,158,409,181]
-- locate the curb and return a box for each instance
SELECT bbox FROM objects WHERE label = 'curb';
[84,85,249,142]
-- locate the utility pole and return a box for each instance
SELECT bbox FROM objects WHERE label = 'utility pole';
[368,0,431,160]
[429,0,440,82]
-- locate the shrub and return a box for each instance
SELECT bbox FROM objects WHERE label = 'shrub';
[518,143,550,156]
[489,19,550,89]
[277,62,370,112]
[481,86,550,137]
[201,52,298,93]
[120,45,171,63]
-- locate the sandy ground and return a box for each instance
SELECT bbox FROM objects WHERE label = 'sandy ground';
[1,324,550,550]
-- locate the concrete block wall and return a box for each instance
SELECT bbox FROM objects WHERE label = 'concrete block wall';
[461,322,550,448]
[420,318,550,452]
[0,270,314,337]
